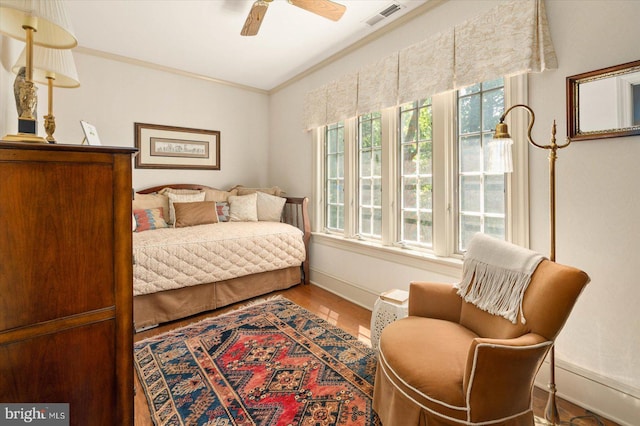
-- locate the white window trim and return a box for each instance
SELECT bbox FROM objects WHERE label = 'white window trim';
[312,74,529,270]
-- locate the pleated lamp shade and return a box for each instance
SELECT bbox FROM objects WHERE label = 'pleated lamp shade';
[13,45,80,88]
[0,0,77,48]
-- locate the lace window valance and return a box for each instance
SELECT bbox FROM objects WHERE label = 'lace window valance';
[357,52,399,116]
[303,0,557,130]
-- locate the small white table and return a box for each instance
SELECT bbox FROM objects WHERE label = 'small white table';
[370,290,409,350]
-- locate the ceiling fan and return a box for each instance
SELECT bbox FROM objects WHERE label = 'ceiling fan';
[241,0,346,36]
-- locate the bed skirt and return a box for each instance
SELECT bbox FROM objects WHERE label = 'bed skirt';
[134,266,301,329]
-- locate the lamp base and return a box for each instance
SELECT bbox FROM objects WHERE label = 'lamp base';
[544,382,560,425]
[18,117,37,134]
[2,133,48,143]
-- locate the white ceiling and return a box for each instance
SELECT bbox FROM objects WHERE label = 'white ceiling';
[65,0,430,91]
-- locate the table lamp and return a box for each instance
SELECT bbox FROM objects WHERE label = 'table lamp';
[12,45,80,143]
[0,0,77,142]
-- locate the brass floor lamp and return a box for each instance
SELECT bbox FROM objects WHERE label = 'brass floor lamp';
[492,104,571,425]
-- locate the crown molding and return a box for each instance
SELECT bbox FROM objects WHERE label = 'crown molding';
[73,46,269,95]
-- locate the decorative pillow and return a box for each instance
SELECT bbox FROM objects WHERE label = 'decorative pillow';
[216,202,230,222]
[132,213,137,232]
[132,192,170,222]
[204,188,238,202]
[230,185,285,197]
[166,192,206,225]
[173,201,219,228]
[133,208,168,232]
[256,191,286,221]
[228,193,258,222]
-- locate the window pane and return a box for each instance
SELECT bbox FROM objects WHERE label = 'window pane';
[482,88,504,132]
[402,210,418,241]
[360,178,372,205]
[484,175,505,214]
[483,78,503,90]
[460,175,481,211]
[459,83,481,96]
[460,215,481,249]
[373,148,382,176]
[403,177,417,209]
[361,150,371,176]
[419,177,432,210]
[459,135,481,173]
[419,212,433,244]
[402,144,417,175]
[373,178,382,205]
[361,209,372,235]
[419,105,432,140]
[327,181,337,203]
[373,208,382,236]
[485,216,505,240]
[418,141,432,174]
[459,94,481,134]
[328,132,337,154]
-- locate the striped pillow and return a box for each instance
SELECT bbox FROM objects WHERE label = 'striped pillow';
[133,207,168,232]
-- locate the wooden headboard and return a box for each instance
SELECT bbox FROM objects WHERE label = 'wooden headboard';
[136,184,310,284]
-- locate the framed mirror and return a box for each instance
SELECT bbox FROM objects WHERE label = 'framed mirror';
[567,60,640,141]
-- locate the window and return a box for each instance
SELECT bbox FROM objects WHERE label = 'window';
[399,99,433,248]
[358,112,382,239]
[325,122,345,232]
[457,78,505,250]
[316,75,527,262]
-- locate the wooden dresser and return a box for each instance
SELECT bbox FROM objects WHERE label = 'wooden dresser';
[0,142,137,425]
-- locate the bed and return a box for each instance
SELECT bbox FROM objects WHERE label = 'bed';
[131,184,310,329]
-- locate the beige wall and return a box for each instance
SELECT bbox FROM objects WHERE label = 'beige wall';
[0,40,271,191]
[269,0,640,424]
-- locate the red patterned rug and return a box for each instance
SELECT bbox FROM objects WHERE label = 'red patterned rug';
[134,297,380,425]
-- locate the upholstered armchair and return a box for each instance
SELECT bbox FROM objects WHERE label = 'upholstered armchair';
[373,243,589,425]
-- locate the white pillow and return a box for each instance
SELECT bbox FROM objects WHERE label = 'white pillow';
[256,191,286,221]
[166,192,205,225]
[228,193,258,222]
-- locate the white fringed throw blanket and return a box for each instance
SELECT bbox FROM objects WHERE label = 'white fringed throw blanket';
[455,234,545,324]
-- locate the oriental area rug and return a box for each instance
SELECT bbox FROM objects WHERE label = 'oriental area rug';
[134,296,381,426]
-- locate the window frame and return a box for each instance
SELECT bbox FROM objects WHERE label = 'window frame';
[312,74,529,271]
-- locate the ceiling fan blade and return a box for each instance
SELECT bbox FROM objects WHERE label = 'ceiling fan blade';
[288,0,346,22]
[241,0,270,36]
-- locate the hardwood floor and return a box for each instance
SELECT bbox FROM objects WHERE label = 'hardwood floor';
[134,283,618,426]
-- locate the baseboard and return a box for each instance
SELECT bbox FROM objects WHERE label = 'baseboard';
[311,267,640,426]
[309,268,379,310]
[535,358,640,426]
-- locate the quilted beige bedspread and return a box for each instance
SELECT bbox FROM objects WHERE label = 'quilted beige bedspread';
[132,222,306,296]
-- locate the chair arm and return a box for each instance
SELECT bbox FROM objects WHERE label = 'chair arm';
[463,333,551,422]
[408,281,462,321]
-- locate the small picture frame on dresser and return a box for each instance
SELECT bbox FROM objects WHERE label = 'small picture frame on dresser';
[80,120,101,145]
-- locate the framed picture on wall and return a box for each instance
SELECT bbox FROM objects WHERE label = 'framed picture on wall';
[134,122,220,170]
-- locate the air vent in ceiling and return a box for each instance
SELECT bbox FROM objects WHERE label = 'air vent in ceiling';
[365,2,403,26]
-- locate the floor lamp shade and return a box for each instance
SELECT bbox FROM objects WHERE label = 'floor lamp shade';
[0,0,77,49]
